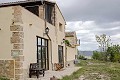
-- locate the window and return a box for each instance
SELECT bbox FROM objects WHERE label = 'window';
[58,45,64,67]
[25,5,39,16]
[45,4,55,25]
[37,37,49,70]
[59,23,63,32]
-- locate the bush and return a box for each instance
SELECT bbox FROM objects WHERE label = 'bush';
[92,51,101,60]
[78,55,87,60]
[0,77,9,80]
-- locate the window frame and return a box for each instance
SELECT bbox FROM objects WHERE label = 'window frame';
[37,36,49,70]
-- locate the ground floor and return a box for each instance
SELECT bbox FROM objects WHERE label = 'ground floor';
[0,23,77,80]
[27,66,80,80]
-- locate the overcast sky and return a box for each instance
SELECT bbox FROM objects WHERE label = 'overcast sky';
[0,0,120,51]
[56,0,120,51]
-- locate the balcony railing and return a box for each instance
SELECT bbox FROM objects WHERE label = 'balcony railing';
[75,39,80,46]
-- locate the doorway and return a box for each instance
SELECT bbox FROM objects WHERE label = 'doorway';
[58,45,64,67]
[37,37,49,70]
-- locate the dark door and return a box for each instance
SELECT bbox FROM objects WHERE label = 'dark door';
[37,37,49,70]
[58,45,64,67]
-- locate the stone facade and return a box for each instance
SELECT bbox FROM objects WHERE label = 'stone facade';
[10,6,24,80]
[0,60,15,79]
[10,25,23,31]
[0,1,66,79]
[12,6,22,23]
[13,44,24,49]
[11,50,23,56]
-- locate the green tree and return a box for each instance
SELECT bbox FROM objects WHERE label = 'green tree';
[95,34,111,61]
[92,51,101,60]
[78,55,85,60]
[107,45,120,62]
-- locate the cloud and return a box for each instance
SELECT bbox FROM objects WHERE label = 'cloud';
[66,21,120,51]
[57,0,120,23]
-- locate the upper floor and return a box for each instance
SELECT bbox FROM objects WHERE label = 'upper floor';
[0,0,66,29]
[0,0,66,44]
[65,31,80,47]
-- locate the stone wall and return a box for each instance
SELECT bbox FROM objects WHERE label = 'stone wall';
[0,60,15,79]
[11,6,24,80]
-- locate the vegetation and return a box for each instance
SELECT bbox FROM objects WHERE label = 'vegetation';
[0,77,9,80]
[95,34,111,52]
[107,45,120,62]
[61,34,120,80]
[64,39,71,46]
[61,60,120,80]
[78,55,87,60]
[92,51,101,60]
[93,34,120,62]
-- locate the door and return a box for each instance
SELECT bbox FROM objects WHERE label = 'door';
[37,37,49,70]
[58,45,64,67]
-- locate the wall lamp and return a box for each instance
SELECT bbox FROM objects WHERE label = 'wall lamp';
[0,28,1,30]
[61,38,65,44]
[45,27,49,35]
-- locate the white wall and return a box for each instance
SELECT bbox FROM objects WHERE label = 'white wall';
[0,5,66,70]
[55,5,66,64]
[0,7,14,59]
[21,6,66,69]
[66,36,78,61]
[67,46,77,61]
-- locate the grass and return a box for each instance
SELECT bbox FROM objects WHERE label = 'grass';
[61,59,120,80]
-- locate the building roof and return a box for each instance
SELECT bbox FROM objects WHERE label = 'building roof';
[65,31,76,37]
[0,0,66,25]
[0,0,66,23]
[0,0,55,7]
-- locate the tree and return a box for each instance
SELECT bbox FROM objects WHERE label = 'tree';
[95,34,111,61]
[107,45,120,62]
[92,51,104,60]
[92,51,100,60]
[95,34,111,52]
[94,34,120,63]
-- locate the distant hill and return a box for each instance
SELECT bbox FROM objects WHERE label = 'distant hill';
[78,51,93,59]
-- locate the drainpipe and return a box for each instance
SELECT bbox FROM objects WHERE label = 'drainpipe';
[46,34,53,70]
[44,20,53,70]
[42,1,53,70]
[65,45,67,67]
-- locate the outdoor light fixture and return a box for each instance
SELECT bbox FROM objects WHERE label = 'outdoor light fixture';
[45,27,49,34]
[61,38,65,44]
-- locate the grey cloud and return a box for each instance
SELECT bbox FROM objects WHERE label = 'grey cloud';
[79,43,98,51]
[57,0,120,23]
[60,0,120,51]
[93,28,120,36]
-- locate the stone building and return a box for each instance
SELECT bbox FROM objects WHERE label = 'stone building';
[65,31,80,67]
[0,0,66,79]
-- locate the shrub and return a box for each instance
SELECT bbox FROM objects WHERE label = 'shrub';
[0,77,9,80]
[78,55,86,60]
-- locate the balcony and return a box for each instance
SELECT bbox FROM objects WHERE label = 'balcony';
[74,39,80,46]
